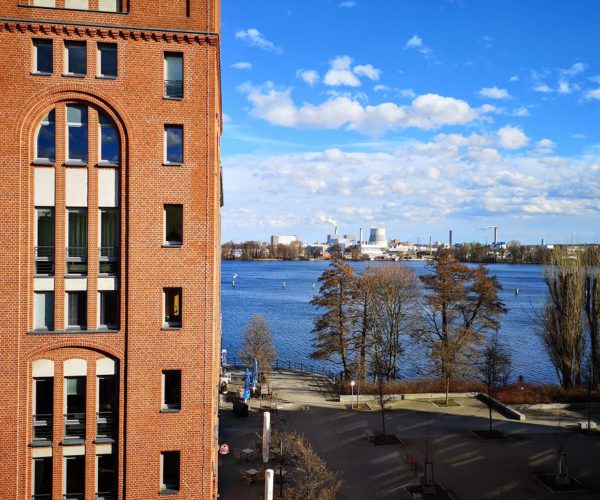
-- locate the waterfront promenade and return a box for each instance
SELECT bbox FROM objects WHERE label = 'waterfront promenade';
[218,369,600,499]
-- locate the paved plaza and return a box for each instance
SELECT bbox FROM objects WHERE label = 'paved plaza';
[218,370,600,499]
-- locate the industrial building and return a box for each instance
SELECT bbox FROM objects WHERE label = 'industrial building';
[0,1,222,498]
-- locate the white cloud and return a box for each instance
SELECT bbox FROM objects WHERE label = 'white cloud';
[497,126,529,150]
[235,28,282,54]
[339,1,357,7]
[222,113,232,123]
[240,82,489,135]
[533,83,553,93]
[324,55,361,87]
[404,34,424,49]
[512,107,530,117]
[374,84,390,92]
[353,64,381,81]
[296,69,319,86]
[584,88,600,100]
[231,61,252,70]
[479,86,511,99]
[560,62,587,78]
[509,75,519,82]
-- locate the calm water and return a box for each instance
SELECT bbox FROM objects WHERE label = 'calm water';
[221,260,554,384]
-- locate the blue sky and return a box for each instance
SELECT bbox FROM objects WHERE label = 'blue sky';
[220,0,600,245]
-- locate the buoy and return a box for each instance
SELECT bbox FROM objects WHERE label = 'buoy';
[232,281,236,288]
[515,288,519,295]
[282,281,286,289]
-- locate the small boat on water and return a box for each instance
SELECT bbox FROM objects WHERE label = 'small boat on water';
[515,288,519,295]
[282,281,286,289]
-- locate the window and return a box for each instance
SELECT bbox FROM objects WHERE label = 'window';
[33,377,54,441]
[96,454,116,499]
[163,288,182,328]
[97,375,116,439]
[34,292,54,330]
[97,43,117,78]
[65,0,89,10]
[35,111,55,163]
[33,39,53,75]
[164,205,183,246]
[162,370,181,411]
[99,0,120,11]
[160,451,180,492]
[99,113,119,164]
[67,209,88,274]
[64,41,87,76]
[66,105,88,163]
[64,376,86,439]
[99,209,119,274]
[164,53,183,98]
[64,455,85,499]
[164,125,183,164]
[99,291,118,329]
[35,208,55,275]
[32,457,52,499]
[67,292,87,329]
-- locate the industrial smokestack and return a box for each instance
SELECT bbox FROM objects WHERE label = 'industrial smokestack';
[449,230,453,247]
[359,227,363,244]
[493,227,498,244]
[335,225,338,236]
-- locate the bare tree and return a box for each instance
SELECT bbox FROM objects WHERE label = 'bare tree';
[477,334,512,436]
[583,247,600,387]
[416,251,507,404]
[239,315,276,383]
[310,260,357,381]
[538,250,586,389]
[371,349,392,436]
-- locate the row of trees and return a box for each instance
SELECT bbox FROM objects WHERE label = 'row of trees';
[538,247,600,388]
[222,240,306,260]
[310,252,509,402]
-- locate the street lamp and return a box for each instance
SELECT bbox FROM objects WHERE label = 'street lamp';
[350,380,356,410]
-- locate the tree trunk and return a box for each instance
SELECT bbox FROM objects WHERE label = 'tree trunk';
[445,376,450,406]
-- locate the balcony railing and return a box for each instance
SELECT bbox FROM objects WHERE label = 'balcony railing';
[164,80,183,99]
[63,494,84,500]
[32,494,52,500]
[96,411,115,439]
[96,492,116,500]
[35,246,54,275]
[64,412,85,440]
[99,247,118,275]
[32,414,53,442]
[66,247,87,275]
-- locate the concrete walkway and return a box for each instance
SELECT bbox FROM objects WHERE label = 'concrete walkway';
[218,370,600,499]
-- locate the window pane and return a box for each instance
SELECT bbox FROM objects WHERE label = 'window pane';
[34,378,54,415]
[98,376,115,412]
[65,0,89,10]
[33,457,53,496]
[99,0,120,11]
[100,114,119,163]
[67,105,88,162]
[68,210,88,249]
[100,291,118,328]
[36,110,55,162]
[34,39,53,74]
[165,205,183,245]
[65,456,85,495]
[66,41,86,75]
[68,292,87,328]
[164,288,182,326]
[37,208,55,248]
[97,454,116,494]
[163,371,181,409]
[165,54,183,81]
[165,126,183,163]
[100,209,118,248]
[35,292,54,330]
[162,452,180,491]
[99,43,117,77]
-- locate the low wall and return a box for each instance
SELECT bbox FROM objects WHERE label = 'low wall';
[339,392,477,404]
[476,393,526,421]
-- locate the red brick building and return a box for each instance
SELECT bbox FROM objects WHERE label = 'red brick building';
[0,1,222,498]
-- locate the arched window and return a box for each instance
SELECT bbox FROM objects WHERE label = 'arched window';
[36,110,55,163]
[99,112,120,165]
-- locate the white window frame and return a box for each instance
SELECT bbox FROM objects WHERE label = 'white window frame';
[160,451,180,492]
[33,39,53,75]
[161,370,181,410]
[97,43,117,79]
[98,290,118,329]
[163,125,184,165]
[64,41,87,76]
[163,52,184,98]
[163,204,183,247]
[32,456,53,499]
[34,291,54,330]
[162,288,182,328]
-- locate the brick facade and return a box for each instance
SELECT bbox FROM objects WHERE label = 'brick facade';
[0,1,222,498]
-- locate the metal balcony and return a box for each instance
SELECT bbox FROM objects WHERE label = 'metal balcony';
[99,247,118,275]
[32,495,52,500]
[164,80,183,99]
[34,246,54,275]
[64,412,85,440]
[63,494,84,500]
[96,492,116,500]
[32,414,53,442]
[96,411,115,439]
[66,247,87,275]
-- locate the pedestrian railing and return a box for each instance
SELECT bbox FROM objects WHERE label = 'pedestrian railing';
[224,355,338,382]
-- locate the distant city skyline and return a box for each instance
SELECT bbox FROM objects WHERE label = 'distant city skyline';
[221,1,600,245]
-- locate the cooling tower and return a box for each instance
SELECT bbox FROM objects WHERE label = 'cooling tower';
[368,227,387,246]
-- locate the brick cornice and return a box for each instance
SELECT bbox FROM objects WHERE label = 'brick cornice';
[1,18,219,45]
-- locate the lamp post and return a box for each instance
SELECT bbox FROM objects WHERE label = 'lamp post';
[350,380,356,410]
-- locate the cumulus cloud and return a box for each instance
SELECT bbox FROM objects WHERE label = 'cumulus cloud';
[479,86,511,99]
[323,55,361,87]
[584,88,600,100]
[235,28,282,54]
[404,34,436,61]
[497,126,529,150]
[338,1,357,7]
[296,69,319,86]
[239,82,489,135]
[512,107,530,117]
[231,61,252,70]
[533,83,553,94]
[509,75,519,82]
[353,64,381,81]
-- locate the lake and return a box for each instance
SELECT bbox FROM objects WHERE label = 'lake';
[221,260,555,384]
